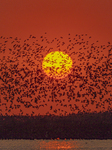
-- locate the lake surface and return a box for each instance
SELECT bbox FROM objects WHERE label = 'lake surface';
[0,139,112,150]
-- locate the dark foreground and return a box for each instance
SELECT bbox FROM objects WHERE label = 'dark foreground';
[0,111,112,139]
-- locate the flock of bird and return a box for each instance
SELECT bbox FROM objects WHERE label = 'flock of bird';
[0,33,112,116]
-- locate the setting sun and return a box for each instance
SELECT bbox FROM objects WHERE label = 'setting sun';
[42,51,73,79]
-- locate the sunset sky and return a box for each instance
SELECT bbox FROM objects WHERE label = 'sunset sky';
[0,0,112,116]
[0,0,112,43]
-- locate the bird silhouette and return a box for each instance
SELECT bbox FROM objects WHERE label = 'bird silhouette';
[0,33,112,116]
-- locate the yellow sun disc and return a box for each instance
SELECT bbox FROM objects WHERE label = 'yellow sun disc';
[42,51,73,79]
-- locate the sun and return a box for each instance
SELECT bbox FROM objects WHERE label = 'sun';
[42,51,73,79]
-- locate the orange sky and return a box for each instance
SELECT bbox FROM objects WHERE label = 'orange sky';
[0,0,112,116]
[0,0,112,43]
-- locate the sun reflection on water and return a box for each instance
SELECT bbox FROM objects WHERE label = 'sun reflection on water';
[38,139,79,150]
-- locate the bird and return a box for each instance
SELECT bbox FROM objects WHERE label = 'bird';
[0,33,112,116]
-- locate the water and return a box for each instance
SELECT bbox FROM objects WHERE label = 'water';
[0,139,112,150]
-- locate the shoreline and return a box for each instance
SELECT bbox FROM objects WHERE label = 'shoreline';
[0,111,112,139]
